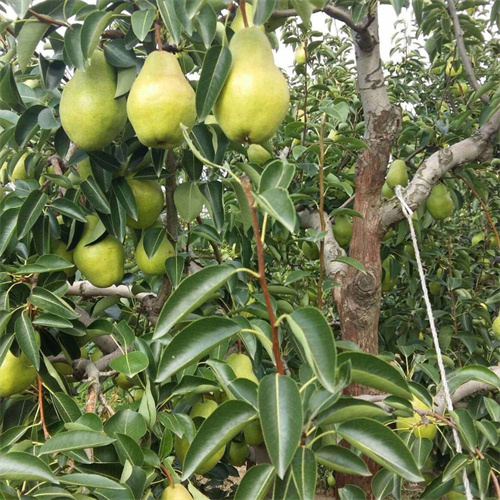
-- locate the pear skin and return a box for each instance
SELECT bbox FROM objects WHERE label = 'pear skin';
[60,50,126,151]
[127,51,196,149]
[332,215,352,247]
[427,184,454,220]
[226,353,258,384]
[214,27,289,144]
[136,232,174,276]
[73,215,125,288]
[10,153,30,183]
[126,179,164,229]
[386,159,408,189]
[161,483,193,500]
[0,350,37,397]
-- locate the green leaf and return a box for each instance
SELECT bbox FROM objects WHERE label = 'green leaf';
[231,179,253,233]
[157,0,182,46]
[0,65,24,112]
[39,430,115,455]
[15,313,39,370]
[447,365,500,395]
[194,4,217,48]
[199,181,224,233]
[291,447,317,500]
[259,160,296,193]
[196,45,232,121]
[391,0,405,15]
[234,464,275,500]
[29,287,79,320]
[17,21,49,72]
[104,409,147,441]
[15,104,45,148]
[337,352,412,399]
[318,399,390,425]
[339,485,366,500]
[59,473,125,490]
[0,452,57,483]
[165,256,185,288]
[156,317,241,382]
[371,469,395,500]
[81,177,111,214]
[81,11,113,60]
[142,227,165,259]
[109,351,149,377]
[0,425,30,450]
[6,0,30,18]
[104,39,137,68]
[174,181,205,222]
[114,433,144,466]
[18,189,48,238]
[257,187,297,233]
[49,198,87,222]
[334,256,365,272]
[253,0,278,24]
[0,208,19,256]
[450,408,477,452]
[182,400,257,479]
[286,307,337,392]
[112,177,138,220]
[154,265,239,339]
[337,418,423,482]
[442,453,469,482]
[131,8,156,41]
[290,0,313,28]
[64,24,84,70]
[259,374,303,479]
[316,445,371,476]
[115,66,136,98]
[51,392,83,423]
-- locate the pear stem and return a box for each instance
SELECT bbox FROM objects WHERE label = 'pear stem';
[240,0,249,28]
[155,20,163,51]
[241,177,284,376]
[37,375,51,440]
[161,464,175,488]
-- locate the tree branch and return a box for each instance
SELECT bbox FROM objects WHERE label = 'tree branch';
[380,108,500,229]
[446,0,489,104]
[66,280,150,300]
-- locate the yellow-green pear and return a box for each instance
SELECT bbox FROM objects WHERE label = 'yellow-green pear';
[51,239,76,277]
[214,27,289,144]
[78,157,92,181]
[381,257,397,292]
[247,144,272,165]
[301,240,319,260]
[73,215,125,288]
[327,129,340,142]
[243,420,264,446]
[471,232,484,246]
[127,389,144,402]
[381,182,394,199]
[126,179,164,229]
[136,231,174,275]
[60,50,126,151]
[332,215,352,247]
[127,51,196,149]
[228,441,249,467]
[10,153,30,183]
[0,350,37,397]
[396,396,437,440]
[190,399,218,420]
[427,184,454,220]
[115,373,139,390]
[327,473,336,487]
[231,3,265,33]
[452,81,468,97]
[226,353,258,384]
[445,58,462,77]
[161,483,193,500]
[295,45,306,65]
[386,159,408,189]
[492,313,500,340]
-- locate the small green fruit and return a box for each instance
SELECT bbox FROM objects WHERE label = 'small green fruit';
[327,473,336,487]
[332,215,352,247]
[10,153,30,183]
[90,349,103,362]
[492,313,500,340]
[301,240,320,260]
[226,353,258,384]
[381,257,398,292]
[386,159,408,189]
[244,420,264,446]
[396,396,437,439]
[381,182,394,199]
[247,144,272,165]
[174,436,224,474]
[136,231,174,275]
[51,239,75,277]
[295,46,306,65]
[427,184,454,220]
[126,179,164,229]
[115,373,138,390]
[228,441,249,466]
[190,399,218,420]
[161,483,193,500]
[0,350,37,397]
[77,157,92,181]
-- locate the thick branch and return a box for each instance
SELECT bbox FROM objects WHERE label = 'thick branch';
[446,0,489,104]
[380,109,500,229]
[67,280,150,300]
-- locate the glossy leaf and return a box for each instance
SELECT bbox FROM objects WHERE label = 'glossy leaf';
[131,8,156,41]
[157,0,182,46]
[318,398,390,425]
[81,177,111,214]
[257,187,297,233]
[17,21,49,72]
[18,189,48,238]
[81,11,112,60]
[254,0,278,25]
[49,198,87,222]
[199,181,224,232]
[447,365,500,395]
[316,445,371,476]
[39,430,115,455]
[15,105,45,147]
[194,4,217,48]
[0,208,18,256]
[59,473,125,490]
[234,464,275,500]
[291,447,317,500]
[259,160,296,193]
[0,452,57,483]
[14,313,39,370]
[29,287,78,320]
[110,351,149,377]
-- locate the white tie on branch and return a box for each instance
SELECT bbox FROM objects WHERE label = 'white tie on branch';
[394,185,473,500]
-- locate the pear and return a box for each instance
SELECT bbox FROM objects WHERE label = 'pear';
[214,27,289,144]
[243,420,264,446]
[386,159,408,189]
[161,483,193,500]
[226,353,258,384]
[91,349,103,362]
[381,257,397,292]
[381,182,394,199]
[127,51,196,149]
[10,153,30,183]
[190,399,218,419]
[301,240,319,260]
[332,215,352,247]
[396,396,437,440]
[492,313,500,340]
[60,50,126,151]
[51,239,75,277]
[427,184,454,220]
[231,3,265,33]
[295,45,306,65]
[0,350,37,397]
[471,232,484,246]
[228,441,249,467]
[247,144,272,165]
[115,373,139,390]
[126,179,164,229]
[77,157,92,181]
[136,231,174,275]
[73,214,125,288]
[327,473,336,487]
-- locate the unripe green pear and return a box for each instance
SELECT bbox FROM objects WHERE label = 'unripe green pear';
[247,144,272,165]
[386,159,408,189]
[231,3,265,33]
[136,231,174,275]
[243,420,264,446]
[77,157,92,181]
[115,373,139,390]
[492,313,500,340]
[381,257,398,292]
[332,215,352,247]
[161,483,193,500]
[301,240,319,260]
[396,396,437,439]
[60,50,127,151]
[126,179,164,229]
[427,184,454,220]
[295,46,306,65]
[127,51,196,149]
[226,353,258,384]
[452,81,468,97]
[327,130,340,142]
[228,441,249,466]
[51,239,75,277]
[10,153,30,183]
[127,389,144,402]
[214,27,289,144]
[73,215,125,288]
[445,58,462,77]
[0,350,37,397]
[190,399,218,420]
[327,473,336,487]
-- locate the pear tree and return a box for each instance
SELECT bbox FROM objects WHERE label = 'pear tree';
[0,1,499,499]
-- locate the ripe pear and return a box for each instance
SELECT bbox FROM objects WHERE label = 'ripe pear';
[243,420,264,446]
[332,215,352,247]
[381,258,397,292]
[214,27,289,144]
[190,399,218,420]
[73,214,125,288]
[381,182,394,199]
[60,50,126,151]
[0,350,37,397]
[396,396,437,439]
[247,144,272,165]
[127,51,196,149]
[228,441,249,467]
[226,353,258,384]
[492,313,500,340]
[295,45,306,65]
[161,483,193,500]
[126,179,164,229]
[136,231,174,275]
[386,159,408,189]
[77,157,92,181]
[51,239,75,277]
[231,3,265,33]
[427,184,454,220]
[10,153,30,183]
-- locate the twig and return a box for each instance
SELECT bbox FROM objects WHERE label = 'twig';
[27,8,70,28]
[446,0,489,104]
[317,115,327,310]
[405,143,428,163]
[155,20,163,51]
[101,30,125,39]
[240,0,249,28]
[161,465,175,488]
[99,393,115,416]
[241,177,284,375]
[37,376,51,440]
[39,179,50,191]
[456,173,500,248]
